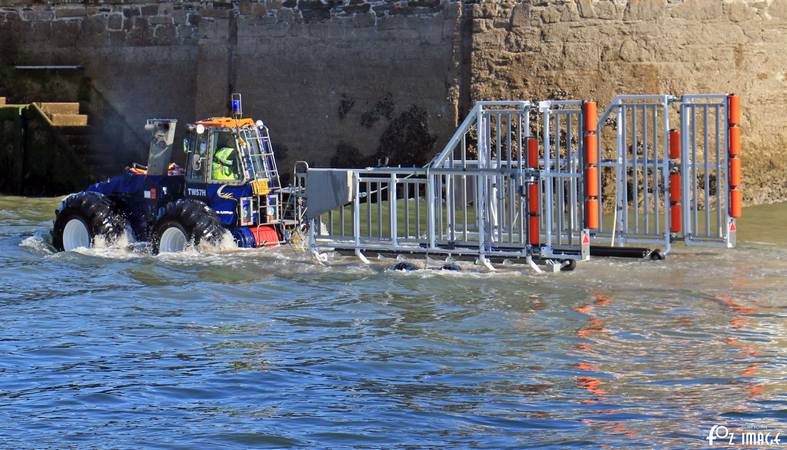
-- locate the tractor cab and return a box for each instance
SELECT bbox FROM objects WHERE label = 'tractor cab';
[52,93,286,253]
[180,94,283,246]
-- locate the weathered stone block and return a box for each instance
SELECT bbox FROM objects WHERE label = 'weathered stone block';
[140,5,159,16]
[670,0,722,20]
[619,38,649,62]
[510,3,528,28]
[21,9,54,21]
[353,11,375,28]
[123,7,140,18]
[150,15,173,25]
[594,0,620,20]
[623,0,666,21]
[51,20,80,46]
[769,0,787,19]
[55,5,86,19]
[575,0,595,19]
[239,0,252,15]
[81,14,107,35]
[153,24,177,45]
[107,13,123,30]
[540,7,561,24]
[726,2,755,22]
[251,4,268,17]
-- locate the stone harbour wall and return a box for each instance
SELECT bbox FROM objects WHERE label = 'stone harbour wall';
[471,0,787,204]
[0,0,785,204]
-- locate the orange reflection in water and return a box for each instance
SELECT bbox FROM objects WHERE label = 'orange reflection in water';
[718,293,763,400]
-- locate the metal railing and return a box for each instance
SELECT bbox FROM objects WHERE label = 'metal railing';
[297,94,739,271]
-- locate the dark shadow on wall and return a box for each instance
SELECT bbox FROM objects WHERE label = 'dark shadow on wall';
[330,104,437,169]
[0,67,148,195]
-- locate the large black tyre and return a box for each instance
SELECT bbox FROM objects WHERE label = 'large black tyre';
[52,191,125,251]
[152,199,223,254]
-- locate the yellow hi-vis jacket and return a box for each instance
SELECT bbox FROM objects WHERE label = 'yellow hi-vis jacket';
[212,147,238,181]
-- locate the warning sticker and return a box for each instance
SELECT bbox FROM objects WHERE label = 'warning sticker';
[729,220,737,233]
[580,229,590,261]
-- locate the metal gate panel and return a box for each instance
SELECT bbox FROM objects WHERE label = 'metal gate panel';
[594,95,673,252]
[679,94,735,247]
[537,100,588,260]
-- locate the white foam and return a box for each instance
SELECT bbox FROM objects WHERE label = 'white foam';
[19,234,55,256]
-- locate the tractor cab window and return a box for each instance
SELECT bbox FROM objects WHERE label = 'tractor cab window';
[187,129,210,183]
[210,130,242,183]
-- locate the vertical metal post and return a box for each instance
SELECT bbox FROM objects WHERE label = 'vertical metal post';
[568,112,576,241]
[477,107,487,255]
[703,105,710,235]
[633,105,639,234]
[366,180,372,238]
[462,134,468,242]
[681,101,691,241]
[661,96,671,252]
[376,182,382,239]
[427,172,435,249]
[403,182,409,239]
[390,173,397,246]
[715,105,722,236]
[340,204,345,236]
[555,112,563,245]
[692,105,698,237]
[415,183,421,238]
[353,173,360,248]
[543,107,553,252]
[614,102,625,246]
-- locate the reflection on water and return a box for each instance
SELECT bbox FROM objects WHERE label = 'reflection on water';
[0,196,785,448]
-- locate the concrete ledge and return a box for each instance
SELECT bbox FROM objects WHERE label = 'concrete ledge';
[50,113,88,127]
[39,102,81,115]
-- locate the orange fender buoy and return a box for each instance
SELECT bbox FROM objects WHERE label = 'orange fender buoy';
[670,173,682,204]
[669,129,681,160]
[585,167,599,197]
[728,94,741,126]
[583,101,597,133]
[729,157,741,187]
[585,198,599,230]
[729,126,741,157]
[729,187,742,218]
[670,204,682,233]
[527,137,539,169]
[584,134,598,165]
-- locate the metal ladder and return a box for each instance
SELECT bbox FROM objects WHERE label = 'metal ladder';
[258,125,281,189]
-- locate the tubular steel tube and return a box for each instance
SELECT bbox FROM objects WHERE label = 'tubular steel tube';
[590,246,650,258]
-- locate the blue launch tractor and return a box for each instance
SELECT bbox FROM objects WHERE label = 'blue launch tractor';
[51,94,289,253]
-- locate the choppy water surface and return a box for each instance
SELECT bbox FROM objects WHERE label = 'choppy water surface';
[0,196,785,448]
